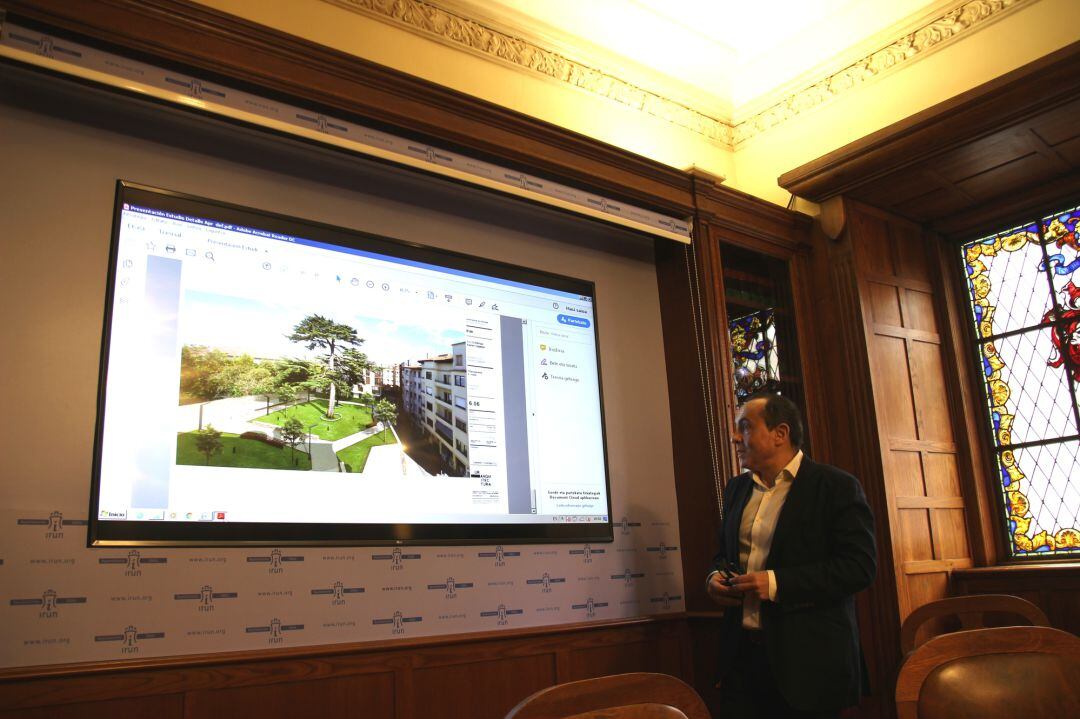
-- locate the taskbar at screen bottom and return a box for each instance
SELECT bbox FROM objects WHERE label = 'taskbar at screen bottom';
[88,518,615,546]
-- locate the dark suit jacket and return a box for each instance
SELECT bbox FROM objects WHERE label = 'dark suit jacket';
[712,457,876,712]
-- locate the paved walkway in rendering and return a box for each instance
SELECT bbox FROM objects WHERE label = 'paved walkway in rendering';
[309,442,341,472]
[330,425,384,452]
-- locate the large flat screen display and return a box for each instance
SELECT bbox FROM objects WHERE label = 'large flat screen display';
[89,183,613,545]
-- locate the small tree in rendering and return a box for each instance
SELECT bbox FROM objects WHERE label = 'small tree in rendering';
[280,417,305,463]
[373,399,397,441]
[194,424,223,465]
[252,373,278,416]
[356,391,375,427]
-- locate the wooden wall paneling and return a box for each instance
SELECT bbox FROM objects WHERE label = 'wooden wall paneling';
[952,565,1080,636]
[845,201,979,626]
[413,655,556,719]
[561,636,682,681]
[0,619,692,718]
[1,0,695,216]
[0,649,413,714]
[0,694,185,719]
[809,198,904,717]
[184,672,397,719]
[683,616,724,716]
[930,237,1000,564]
[931,169,1080,241]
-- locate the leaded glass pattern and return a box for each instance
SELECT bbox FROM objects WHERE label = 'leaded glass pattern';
[729,308,779,406]
[962,202,1080,558]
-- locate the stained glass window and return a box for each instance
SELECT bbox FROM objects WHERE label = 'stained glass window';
[729,308,780,406]
[961,202,1080,558]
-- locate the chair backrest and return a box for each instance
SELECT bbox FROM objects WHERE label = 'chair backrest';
[504,672,710,719]
[895,625,1080,719]
[899,593,1049,654]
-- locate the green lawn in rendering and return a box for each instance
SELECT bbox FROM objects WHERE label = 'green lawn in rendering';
[255,400,373,441]
[337,432,397,473]
[176,431,312,470]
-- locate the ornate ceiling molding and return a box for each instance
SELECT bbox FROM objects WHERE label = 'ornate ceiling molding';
[322,0,1033,152]
[322,0,733,146]
[732,0,1031,146]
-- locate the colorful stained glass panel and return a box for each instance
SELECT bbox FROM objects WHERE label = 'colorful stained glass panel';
[981,330,1078,443]
[962,201,1080,559]
[964,224,1050,336]
[997,440,1080,556]
[729,308,779,406]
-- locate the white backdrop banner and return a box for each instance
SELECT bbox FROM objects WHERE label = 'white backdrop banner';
[0,507,684,668]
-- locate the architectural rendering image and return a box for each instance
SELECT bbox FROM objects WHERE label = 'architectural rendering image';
[174,291,466,476]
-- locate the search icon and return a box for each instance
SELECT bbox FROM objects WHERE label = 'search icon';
[204,251,215,261]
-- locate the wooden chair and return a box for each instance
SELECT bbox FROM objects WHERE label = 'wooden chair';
[895,625,1080,718]
[505,672,710,719]
[899,593,1049,654]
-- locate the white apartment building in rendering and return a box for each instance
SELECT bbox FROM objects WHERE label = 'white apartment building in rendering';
[400,341,468,475]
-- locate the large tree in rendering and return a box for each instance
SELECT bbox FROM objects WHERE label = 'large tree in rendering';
[287,315,365,419]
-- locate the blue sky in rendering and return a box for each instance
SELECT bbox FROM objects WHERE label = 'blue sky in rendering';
[179,290,466,364]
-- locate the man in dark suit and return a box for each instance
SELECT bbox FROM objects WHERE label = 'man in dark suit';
[707,393,876,717]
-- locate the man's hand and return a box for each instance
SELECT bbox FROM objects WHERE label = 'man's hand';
[729,571,770,600]
[706,572,742,607]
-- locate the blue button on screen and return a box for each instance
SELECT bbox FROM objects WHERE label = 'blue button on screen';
[557,314,590,328]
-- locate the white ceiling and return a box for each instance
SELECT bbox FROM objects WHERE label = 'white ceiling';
[440,0,948,115]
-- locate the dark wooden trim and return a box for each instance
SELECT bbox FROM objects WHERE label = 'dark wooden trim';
[788,245,830,460]
[0,0,695,215]
[692,219,738,483]
[692,171,813,257]
[954,563,1080,579]
[778,41,1080,203]
[930,236,1001,565]
[656,234,725,613]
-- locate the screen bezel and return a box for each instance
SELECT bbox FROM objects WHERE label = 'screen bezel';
[88,181,614,547]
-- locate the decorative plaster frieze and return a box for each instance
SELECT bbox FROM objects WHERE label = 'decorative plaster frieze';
[323,0,733,146]
[323,0,1032,151]
[732,0,1031,145]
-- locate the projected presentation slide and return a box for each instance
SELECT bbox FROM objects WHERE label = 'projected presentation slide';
[91,184,612,544]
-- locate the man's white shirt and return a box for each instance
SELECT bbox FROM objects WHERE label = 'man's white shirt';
[709,450,803,630]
